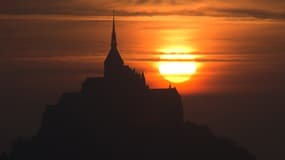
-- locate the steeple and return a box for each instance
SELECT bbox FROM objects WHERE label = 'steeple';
[111,10,117,48]
[104,10,124,77]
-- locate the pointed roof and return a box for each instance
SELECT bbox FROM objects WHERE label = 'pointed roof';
[104,10,124,66]
[111,10,117,48]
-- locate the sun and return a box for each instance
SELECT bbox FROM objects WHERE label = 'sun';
[157,46,197,83]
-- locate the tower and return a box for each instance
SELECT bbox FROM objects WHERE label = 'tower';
[102,11,147,90]
[104,11,124,78]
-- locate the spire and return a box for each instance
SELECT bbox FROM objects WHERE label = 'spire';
[111,10,117,48]
[104,10,124,72]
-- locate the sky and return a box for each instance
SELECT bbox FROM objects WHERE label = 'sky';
[1,0,285,19]
[0,0,285,160]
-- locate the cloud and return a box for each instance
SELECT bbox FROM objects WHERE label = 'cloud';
[134,0,178,5]
[116,8,285,20]
[127,56,254,63]
[0,0,285,20]
[208,7,285,19]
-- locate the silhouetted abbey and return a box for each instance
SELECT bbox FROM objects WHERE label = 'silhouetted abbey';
[1,14,255,160]
[81,14,183,128]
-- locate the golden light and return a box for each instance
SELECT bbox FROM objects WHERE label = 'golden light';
[157,46,198,83]
[158,46,196,54]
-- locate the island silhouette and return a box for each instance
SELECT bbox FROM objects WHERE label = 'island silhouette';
[0,14,255,160]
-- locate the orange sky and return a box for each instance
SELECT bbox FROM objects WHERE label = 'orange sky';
[0,0,285,95]
[1,1,285,159]
[1,14,285,95]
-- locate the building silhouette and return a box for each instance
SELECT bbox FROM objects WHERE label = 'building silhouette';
[80,13,184,128]
[0,13,256,160]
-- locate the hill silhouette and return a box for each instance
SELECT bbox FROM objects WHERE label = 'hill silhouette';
[0,13,255,160]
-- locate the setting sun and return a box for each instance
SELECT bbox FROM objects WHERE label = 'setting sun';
[157,47,198,83]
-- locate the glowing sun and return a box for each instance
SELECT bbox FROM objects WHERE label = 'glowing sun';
[157,47,197,83]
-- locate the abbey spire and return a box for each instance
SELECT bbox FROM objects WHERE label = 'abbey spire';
[104,10,124,73]
[111,10,117,48]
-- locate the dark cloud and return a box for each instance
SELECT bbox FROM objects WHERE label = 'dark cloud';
[127,57,254,63]
[116,8,285,20]
[0,0,285,20]
[0,0,103,15]
[208,7,285,19]
[136,0,150,4]
[0,0,181,15]
[134,0,178,5]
